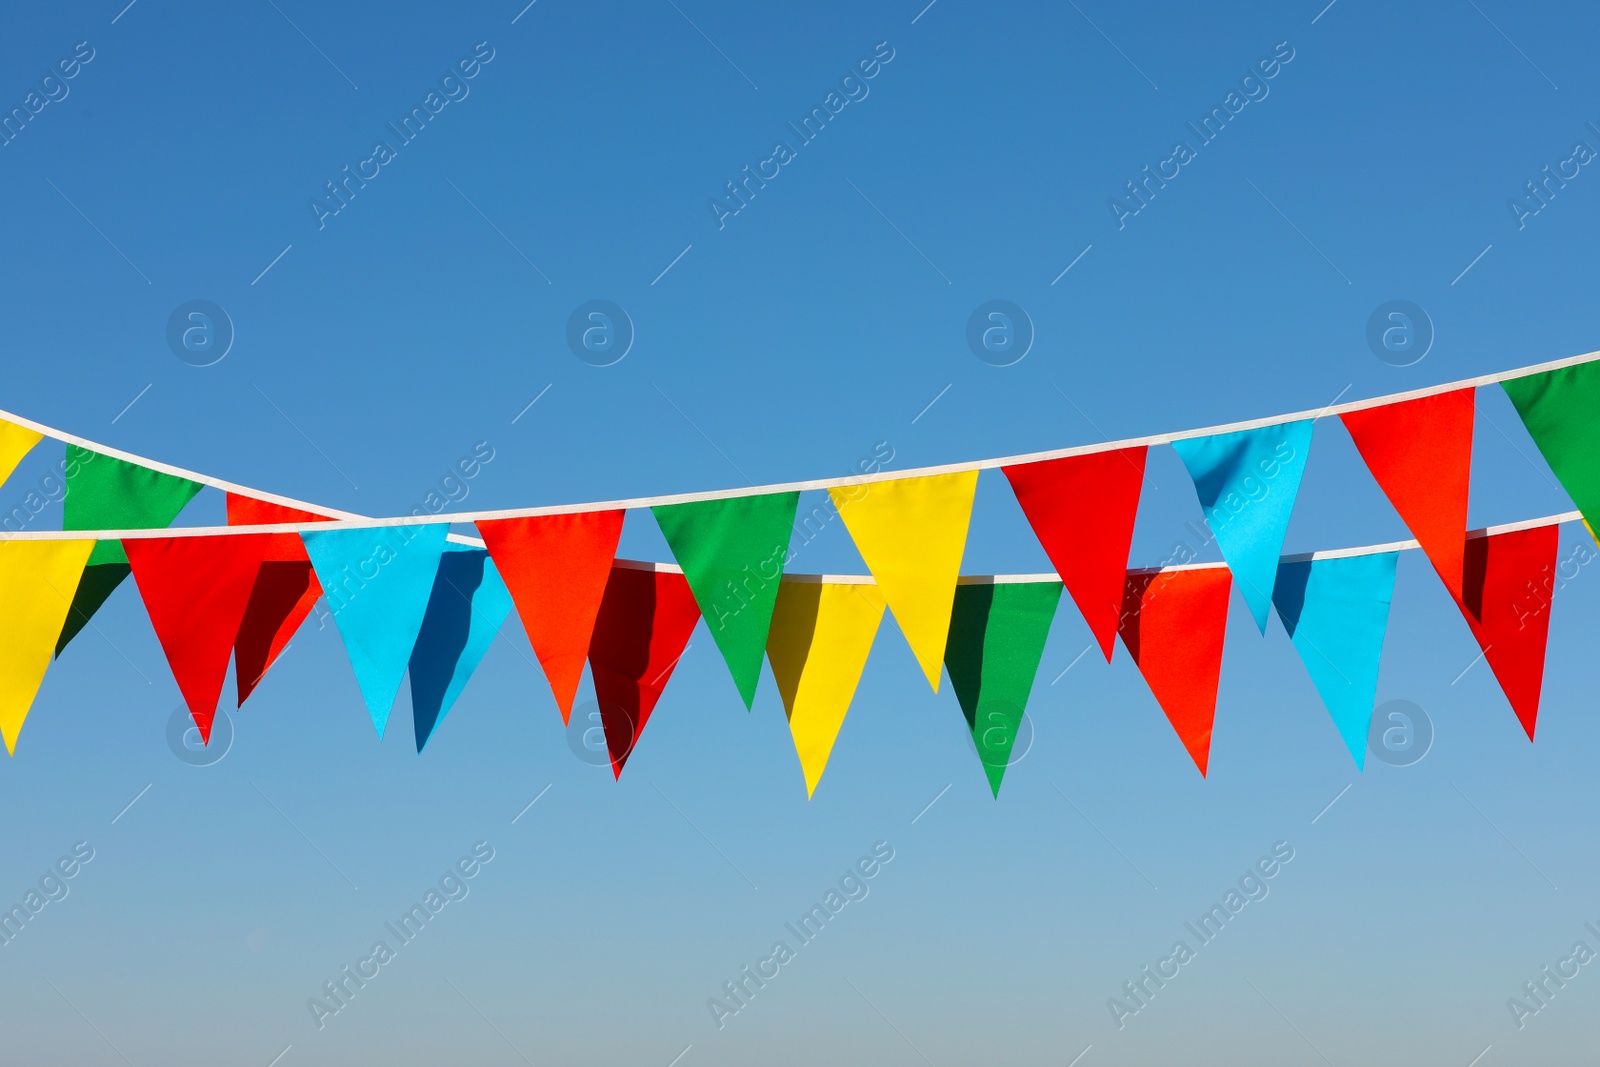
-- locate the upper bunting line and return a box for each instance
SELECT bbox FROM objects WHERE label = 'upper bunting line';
[0,347,1591,567]
[0,400,491,548]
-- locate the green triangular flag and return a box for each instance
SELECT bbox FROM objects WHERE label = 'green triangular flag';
[56,446,203,653]
[943,580,1062,797]
[652,491,799,708]
[1503,361,1600,535]
[54,561,131,655]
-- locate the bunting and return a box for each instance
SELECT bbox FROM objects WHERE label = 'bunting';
[227,495,332,705]
[1118,567,1232,776]
[124,533,273,743]
[57,447,203,654]
[1272,552,1398,768]
[587,565,702,777]
[943,580,1062,796]
[765,580,887,797]
[0,539,95,754]
[1341,390,1474,602]
[829,471,978,691]
[1003,449,1145,662]
[408,547,514,751]
[478,511,624,724]
[1502,362,1600,536]
[1458,525,1559,740]
[1172,421,1313,632]
[653,491,799,709]
[1,353,1599,789]
[301,524,451,738]
[0,419,43,486]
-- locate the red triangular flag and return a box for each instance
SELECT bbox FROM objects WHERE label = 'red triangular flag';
[1118,566,1232,776]
[124,533,275,742]
[478,511,625,724]
[587,564,701,778]
[226,494,332,705]
[1459,525,1559,740]
[1341,389,1474,602]
[226,495,331,527]
[1004,447,1146,661]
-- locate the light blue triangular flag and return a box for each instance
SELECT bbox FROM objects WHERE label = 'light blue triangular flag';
[301,524,451,737]
[408,547,514,752]
[1272,552,1398,769]
[1172,419,1314,632]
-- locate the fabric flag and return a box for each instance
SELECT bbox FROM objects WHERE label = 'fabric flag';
[1501,361,1600,534]
[1118,566,1232,776]
[1272,552,1398,768]
[0,419,43,486]
[227,494,333,705]
[652,491,799,709]
[1002,448,1145,662]
[943,579,1062,797]
[57,446,204,655]
[765,581,887,798]
[1341,390,1474,603]
[408,547,514,752]
[477,511,624,724]
[124,533,274,743]
[829,471,978,691]
[587,564,702,778]
[1172,421,1314,633]
[301,524,451,738]
[1458,525,1560,740]
[0,540,95,753]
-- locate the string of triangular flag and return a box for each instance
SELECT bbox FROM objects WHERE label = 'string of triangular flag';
[0,353,1596,797]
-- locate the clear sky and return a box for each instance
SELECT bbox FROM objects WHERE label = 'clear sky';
[2,1,1599,1064]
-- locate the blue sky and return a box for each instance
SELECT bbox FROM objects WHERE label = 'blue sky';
[3,0,1600,1064]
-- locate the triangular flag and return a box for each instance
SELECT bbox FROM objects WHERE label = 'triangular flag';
[587,564,701,778]
[829,471,978,691]
[227,494,333,706]
[1341,390,1474,602]
[1458,525,1559,740]
[0,540,95,753]
[1172,421,1314,632]
[54,560,128,655]
[57,446,204,654]
[943,579,1062,796]
[62,446,205,565]
[1003,448,1145,662]
[766,580,886,797]
[124,533,274,743]
[652,491,798,709]
[408,547,514,751]
[0,419,43,486]
[301,524,451,737]
[1118,567,1232,776]
[227,494,331,527]
[1272,552,1398,768]
[1502,361,1600,533]
[477,511,624,724]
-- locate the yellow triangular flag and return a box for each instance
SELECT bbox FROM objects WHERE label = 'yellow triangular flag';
[766,581,886,798]
[828,471,977,691]
[0,539,95,754]
[0,419,44,487]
